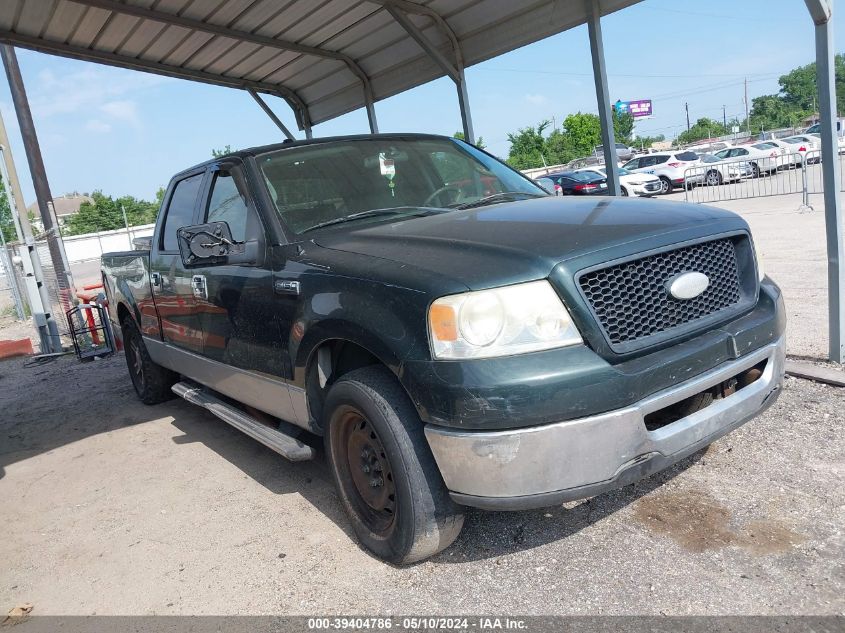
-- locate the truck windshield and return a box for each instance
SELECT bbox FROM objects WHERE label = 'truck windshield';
[257,137,545,234]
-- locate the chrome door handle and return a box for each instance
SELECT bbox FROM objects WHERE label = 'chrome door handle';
[191,275,207,300]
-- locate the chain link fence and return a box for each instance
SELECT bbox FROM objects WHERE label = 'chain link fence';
[0,244,24,322]
[2,239,71,339]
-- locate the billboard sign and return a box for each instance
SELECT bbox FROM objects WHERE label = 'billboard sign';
[614,99,653,119]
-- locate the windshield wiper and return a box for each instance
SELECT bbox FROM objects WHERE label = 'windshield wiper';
[300,207,442,234]
[451,191,546,210]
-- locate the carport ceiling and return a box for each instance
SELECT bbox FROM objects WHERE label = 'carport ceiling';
[0,0,641,130]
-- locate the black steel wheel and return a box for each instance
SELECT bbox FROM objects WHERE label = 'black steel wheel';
[336,407,397,533]
[324,365,464,564]
[121,317,176,405]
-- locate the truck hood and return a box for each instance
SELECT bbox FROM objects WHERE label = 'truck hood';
[313,196,747,290]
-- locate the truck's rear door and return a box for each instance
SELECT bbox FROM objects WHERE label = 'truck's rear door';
[149,169,206,354]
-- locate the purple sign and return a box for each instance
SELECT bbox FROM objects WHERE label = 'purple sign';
[614,99,653,118]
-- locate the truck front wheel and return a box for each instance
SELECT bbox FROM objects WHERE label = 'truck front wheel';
[121,318,176,405]
[323,366,464,564]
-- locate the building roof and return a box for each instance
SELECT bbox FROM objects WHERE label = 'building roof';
[0,0,641,131]
[27,194,93,218]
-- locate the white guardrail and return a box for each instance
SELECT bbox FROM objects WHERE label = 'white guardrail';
[683,150,844,206]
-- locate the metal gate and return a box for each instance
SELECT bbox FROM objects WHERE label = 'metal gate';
[684,150,842,206]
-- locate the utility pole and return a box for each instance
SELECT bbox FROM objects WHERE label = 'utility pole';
[685,102,690,132]
[1,45,76,330]
[744,77,750,134]
[723,105,727,129]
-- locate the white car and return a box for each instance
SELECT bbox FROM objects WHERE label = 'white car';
[581,166,662,197]
[781,135,821,163]
[712,146,779,177]
[751,140,802,168]
[686,141,732,155]
[805,120,845,153]
[621,151,700,194]
[684,153,754,186]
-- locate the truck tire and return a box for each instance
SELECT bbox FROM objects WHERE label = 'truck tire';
[121,318,177,405]
[323,365,464,564]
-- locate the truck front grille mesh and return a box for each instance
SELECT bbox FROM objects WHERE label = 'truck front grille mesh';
[579,238,742,347]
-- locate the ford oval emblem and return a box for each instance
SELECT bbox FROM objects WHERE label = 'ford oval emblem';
[667,271,710,300]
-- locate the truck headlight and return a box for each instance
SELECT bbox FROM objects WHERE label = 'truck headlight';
[428,280,583,359]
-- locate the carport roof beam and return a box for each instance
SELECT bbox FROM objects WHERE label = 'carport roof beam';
[248,89,296,141]
[383,4,474,143]
[0,29,311,125]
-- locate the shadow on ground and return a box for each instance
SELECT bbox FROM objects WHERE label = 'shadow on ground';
[1,351,701,565]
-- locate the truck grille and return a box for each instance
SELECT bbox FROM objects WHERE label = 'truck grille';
[578,238,744,349]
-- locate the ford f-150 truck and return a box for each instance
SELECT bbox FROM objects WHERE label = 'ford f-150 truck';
[102,134,785,564]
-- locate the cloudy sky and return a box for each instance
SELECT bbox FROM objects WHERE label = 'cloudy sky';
[0,0,843,205]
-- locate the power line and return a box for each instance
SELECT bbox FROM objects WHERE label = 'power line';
[474,66,782,80]
[636,4,782,22]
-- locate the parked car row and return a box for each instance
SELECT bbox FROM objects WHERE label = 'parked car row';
[535,131,829,196]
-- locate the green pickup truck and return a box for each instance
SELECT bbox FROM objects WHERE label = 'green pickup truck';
[102,134,785,564]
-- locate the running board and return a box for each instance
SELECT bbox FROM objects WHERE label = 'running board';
[172,382,315,461]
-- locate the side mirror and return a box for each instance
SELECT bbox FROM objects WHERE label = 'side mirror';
[176,221,261,268]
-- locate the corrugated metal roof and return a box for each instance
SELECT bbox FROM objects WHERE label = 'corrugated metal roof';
[0,0,642,131]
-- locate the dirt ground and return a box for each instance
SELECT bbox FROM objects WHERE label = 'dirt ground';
[0,352,842,615]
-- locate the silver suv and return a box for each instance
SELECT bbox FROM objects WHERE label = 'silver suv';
[622,151,700,194]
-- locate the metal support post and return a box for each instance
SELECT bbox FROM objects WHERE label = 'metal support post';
[586,0,621,196]
[384,4,473,142]
[456,68,475,144]
[365,94,379,134]
[247,88,296,141]
[806,0,844,362]
[1,45,76,332]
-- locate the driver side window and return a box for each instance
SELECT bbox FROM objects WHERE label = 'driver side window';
[205,170,254,242]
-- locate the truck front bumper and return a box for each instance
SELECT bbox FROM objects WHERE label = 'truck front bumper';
[424,334,785,510]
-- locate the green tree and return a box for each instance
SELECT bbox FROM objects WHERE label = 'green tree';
[746,54,845,132]
[211,145,233,158]
[453,131,486,149]
[677,117,729,145]
[559,113,603,158]
[506,121,551,169]
[64,190,160,236]
[613,110,635,144]
[631,134,666,151]
[748,94,801,132]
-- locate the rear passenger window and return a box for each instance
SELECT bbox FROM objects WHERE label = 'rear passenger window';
[205,171,251,242]
[161,173,203,251]
[653,155,669,165]
[675,152,698,161]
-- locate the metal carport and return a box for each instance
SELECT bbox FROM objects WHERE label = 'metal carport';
[0,0,842,362]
